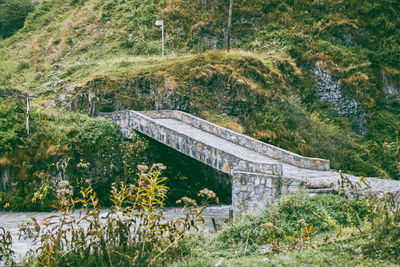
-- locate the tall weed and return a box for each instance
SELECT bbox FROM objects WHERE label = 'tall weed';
[15,164,215,266]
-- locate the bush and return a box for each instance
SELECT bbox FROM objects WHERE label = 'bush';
[267,192,368,234]
[215,192,369,255]
[360,194,400,260]
[0,97,25,154]
[0,97,149,211]
[14,165,214,266]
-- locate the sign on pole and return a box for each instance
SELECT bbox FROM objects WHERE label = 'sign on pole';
[155,20,164,56]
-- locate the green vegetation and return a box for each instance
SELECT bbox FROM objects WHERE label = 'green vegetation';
[1,0,399,181]
[3,184,398,266]
[168,191,400,267]
[0,96,148,210]
[1,166,217,266]
[0,0,35,38]
[1,0,400,265]
[0,96,227,210]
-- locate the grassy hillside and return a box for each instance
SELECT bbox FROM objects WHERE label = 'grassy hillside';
[1,2,400,265]
[1,0,400,188]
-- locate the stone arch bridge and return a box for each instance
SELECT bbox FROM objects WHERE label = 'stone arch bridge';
[101,110,400,211]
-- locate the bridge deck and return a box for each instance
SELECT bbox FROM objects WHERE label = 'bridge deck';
[155,118,337,180]
[156,119,277,164]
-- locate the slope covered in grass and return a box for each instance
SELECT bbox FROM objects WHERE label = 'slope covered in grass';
[0,0,400,182]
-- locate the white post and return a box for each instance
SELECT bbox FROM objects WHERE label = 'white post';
[26,96,30,136]
[162,23,164,57]
[155,20,164,56]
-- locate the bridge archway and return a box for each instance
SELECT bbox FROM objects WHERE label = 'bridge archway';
[141,133,232,205]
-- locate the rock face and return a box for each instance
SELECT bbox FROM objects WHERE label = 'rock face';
[66,76,197,116]
[58,53,291,119]
[383,72,400,104]
[313,66,367,135]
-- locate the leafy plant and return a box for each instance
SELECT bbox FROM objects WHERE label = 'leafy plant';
[0,227,15,266]
[17,164,216,266]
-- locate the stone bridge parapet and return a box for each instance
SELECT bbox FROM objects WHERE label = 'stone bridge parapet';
[101,110,283,176]
[140,110,330,171]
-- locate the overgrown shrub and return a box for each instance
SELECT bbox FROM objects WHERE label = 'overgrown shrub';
[211,177,400,263]
[13,165,214,266]
[215,191,369,255]
[0,97,149,211]
[0,227,14,266]
[0,97,25,154]
[359,194,400,260]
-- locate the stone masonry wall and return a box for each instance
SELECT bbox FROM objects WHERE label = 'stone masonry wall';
[141,110,330,171]
[232,172,306,212]
[101,110,336,212]
[101,110,282,176]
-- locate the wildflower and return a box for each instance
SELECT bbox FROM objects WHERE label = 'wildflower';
[177,197,197,206]
[56,188,73,197]
[261,244,274,254]
[199,188,216,199]
[137,165,149,172]
[58,180,70,188]
[159,188,168,195]
[152,163,166,170]
[215,258,224,267]
[57,180,73,198]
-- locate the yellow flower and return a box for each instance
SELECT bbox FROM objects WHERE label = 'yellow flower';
[3,202,10,208]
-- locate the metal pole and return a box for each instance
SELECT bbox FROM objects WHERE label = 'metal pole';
[26,96,30,136]
[226,0,233,52]
[162,24,164,56]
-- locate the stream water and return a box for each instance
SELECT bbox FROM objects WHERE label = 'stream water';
[0,205,232,263]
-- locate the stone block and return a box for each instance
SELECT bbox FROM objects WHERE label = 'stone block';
[266,178,272,188]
